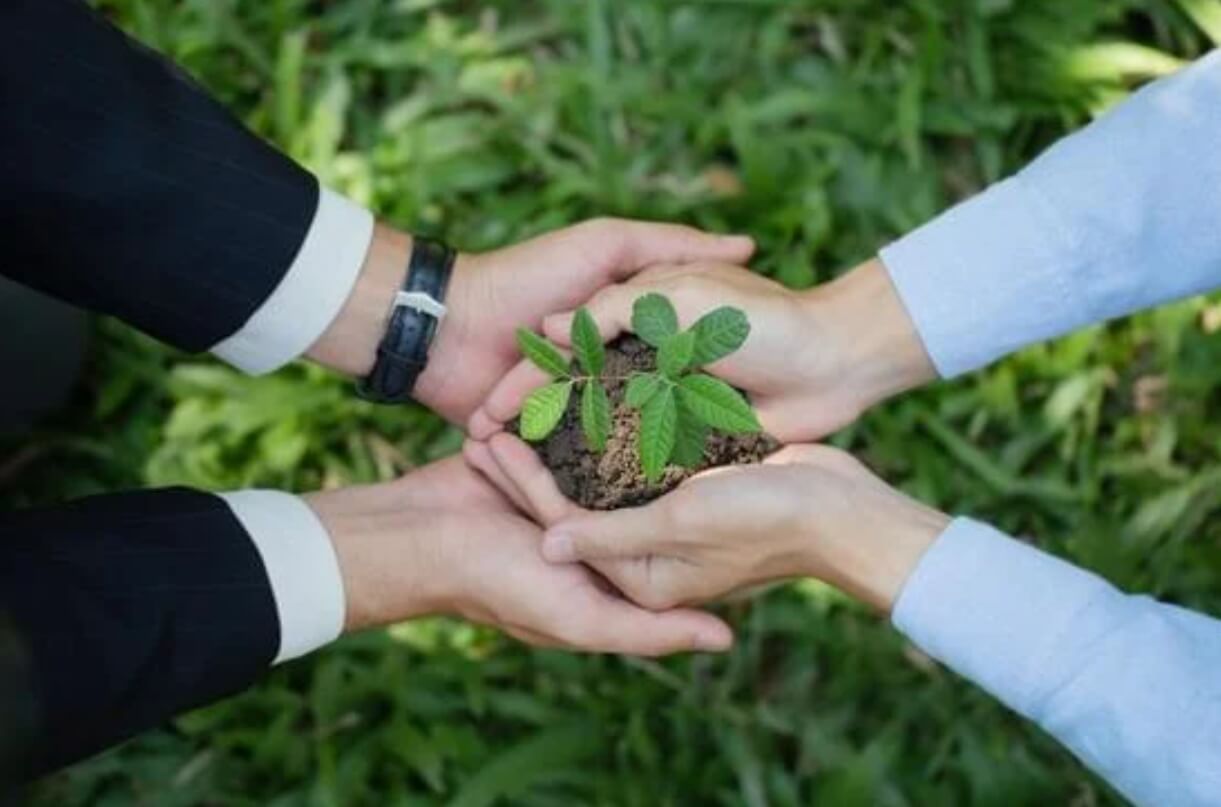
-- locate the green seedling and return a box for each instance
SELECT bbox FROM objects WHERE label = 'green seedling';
[515,293,761,483]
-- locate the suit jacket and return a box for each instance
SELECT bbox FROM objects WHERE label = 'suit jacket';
[1,0,322,778]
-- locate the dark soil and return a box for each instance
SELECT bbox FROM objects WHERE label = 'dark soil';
[511,335,779,510]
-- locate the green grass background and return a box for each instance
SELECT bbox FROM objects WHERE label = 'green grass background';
[5,0,1221,804]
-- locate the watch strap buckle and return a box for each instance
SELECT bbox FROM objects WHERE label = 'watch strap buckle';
[393,290,447,321]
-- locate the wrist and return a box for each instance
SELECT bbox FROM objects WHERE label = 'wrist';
[305,223,412,378]
[303,485,452,632]
[810,494,949,614]
[800,257,937,410]
[408,251,479,421]
[304,225,474,422]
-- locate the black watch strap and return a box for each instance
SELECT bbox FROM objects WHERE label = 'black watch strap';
[356,237,455,404]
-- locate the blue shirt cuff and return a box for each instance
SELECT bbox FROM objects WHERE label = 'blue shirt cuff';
[890,517,1113,716]
[879,177,1084,378]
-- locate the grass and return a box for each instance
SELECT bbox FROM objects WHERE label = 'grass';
[4,0,1220,804]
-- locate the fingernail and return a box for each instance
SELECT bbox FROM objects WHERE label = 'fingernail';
[544,312,574,331]
[542,532,576,563]
[697,630,731,652]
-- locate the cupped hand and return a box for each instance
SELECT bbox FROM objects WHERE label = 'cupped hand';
[412,219,755,425]
[467,257,935,442]
[465,435,949,613]
[303,455,733,656]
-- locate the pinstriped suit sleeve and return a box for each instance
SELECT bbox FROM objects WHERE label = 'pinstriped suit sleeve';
[0,0,372,371]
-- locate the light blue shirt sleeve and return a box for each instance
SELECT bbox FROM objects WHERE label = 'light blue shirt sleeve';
[880,50,1221,377]
[893,519,1221,806]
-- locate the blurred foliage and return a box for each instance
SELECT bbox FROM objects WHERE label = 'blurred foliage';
[3,0,1221,804]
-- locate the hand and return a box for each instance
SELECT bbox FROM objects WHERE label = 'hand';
[468,257,935,442]
[307,219,755,426]
[465,434,949,613]
[303,456,733,655]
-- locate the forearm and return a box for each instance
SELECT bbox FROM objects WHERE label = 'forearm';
[891,519,1221,806]
[303,223,411,378]
[0,477,463,776]
[1,0,351,354]
[880,50,1221,378]
[301,478,449,632]
[0,489,281,775]
[798,257,937,409]
[298,224,473,425]
[793,479,1221,804]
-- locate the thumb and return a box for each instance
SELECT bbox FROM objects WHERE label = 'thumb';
[614,220,755,273]
[542,503,672,563]
[592,601,734,656]
[543,283,636,345]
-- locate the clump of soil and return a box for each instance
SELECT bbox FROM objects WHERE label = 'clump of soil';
[512,335,779,510]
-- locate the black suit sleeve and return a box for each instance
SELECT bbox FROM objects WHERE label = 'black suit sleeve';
[0,0,318,350]
[0,489,279,778]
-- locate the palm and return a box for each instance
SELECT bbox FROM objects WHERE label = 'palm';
[443,509,646,649]
[412,219,754,427]
[377,457,732,655]
[469,262,861,442]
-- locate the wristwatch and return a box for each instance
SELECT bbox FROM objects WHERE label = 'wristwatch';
[356,237,455,404]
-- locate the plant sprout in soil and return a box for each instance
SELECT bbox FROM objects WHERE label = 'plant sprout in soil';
[515,293,762,483]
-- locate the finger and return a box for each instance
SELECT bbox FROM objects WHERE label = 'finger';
[466,408,503,442]
[542,283,638,346]
[462,439,532,515]
[567,594,734,656]
[543,261,751,345]
[588,556,673,610]
[763,442,857,469]
[541,499,675,563]
[762,443,822,465]
[467,359,554,439]
[487,433,580,527]
[608,219,755,275]
[503,624,561,649]
[625,260,745,285]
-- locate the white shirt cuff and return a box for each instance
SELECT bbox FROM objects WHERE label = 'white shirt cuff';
[211,186,374,375]
[219,490,346,664]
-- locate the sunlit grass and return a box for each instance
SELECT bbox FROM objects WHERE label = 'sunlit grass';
[10,1,1220,804]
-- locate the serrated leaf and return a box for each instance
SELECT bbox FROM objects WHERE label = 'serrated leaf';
[657,331,696,378]
[581,380,611,452]
[516,329,570,378]
[691,307,750,366]
[520,381,573,441]
[624,373,664,408]
[638,386,677,482]
[570,308,604,376]
[671,405,708,468]
[632,293,678,348]
[677,374,761,433]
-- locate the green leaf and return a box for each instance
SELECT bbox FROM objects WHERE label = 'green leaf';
[581,380,611,452]
[656,331,696,378]
[520,381,573,441]
[638,386,677,482]
[671,405,708,468]
[516,329,570,378]
[570,308,604,376]
[677,374,761,433]
[691,307,750,366]
[624,373,664,408]
[632,293,679,348]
